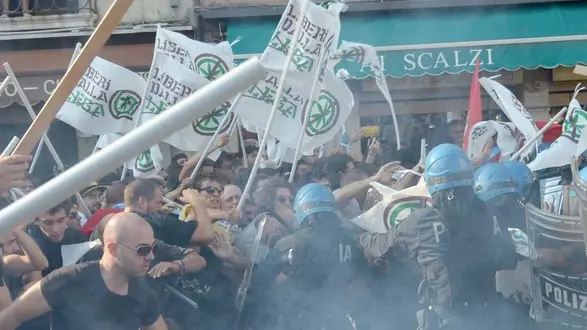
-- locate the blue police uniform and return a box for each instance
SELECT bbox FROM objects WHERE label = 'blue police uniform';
[392,144,517,329]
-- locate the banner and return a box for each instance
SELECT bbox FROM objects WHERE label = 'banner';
[56,57,145,135]
[234,0,344,148]
[155,26,234,80]
[126,143,171,178]
[331,41,403,147]
[351,184,431,234]
[479,77,540,161]
[140,52,232,152]
[529,96,587,171]
[467,120,522,161]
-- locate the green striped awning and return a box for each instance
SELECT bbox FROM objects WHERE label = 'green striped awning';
[228,3,587,78]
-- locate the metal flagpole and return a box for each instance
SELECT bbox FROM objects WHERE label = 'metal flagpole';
[188,105,240,181]
[0,76,10,96]
[288,51,327,183]
[0,57,265,235]
[28,140,44,174]
[236,118,249,168]
[1,137,20,157]
[510,107,567,161]
[29,43,83,174]
[91,135,105,155]
[3,63,92,216]
[237,0,310,211]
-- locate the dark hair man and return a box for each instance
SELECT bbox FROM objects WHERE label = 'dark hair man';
[448,119,465,146]
[26,200,87,277]
[214,153,235,184]
[124,179,214,247]
[0,213,168,330]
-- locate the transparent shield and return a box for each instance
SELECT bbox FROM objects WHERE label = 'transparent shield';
[541,176,564,215]
[363,187,383,212]
[571,158,587,260]
[526,203,587,327]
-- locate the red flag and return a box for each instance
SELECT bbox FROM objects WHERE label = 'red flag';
[463,60,482,152]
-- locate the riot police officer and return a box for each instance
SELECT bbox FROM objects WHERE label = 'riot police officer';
[393,144,517,330]
[474,162,526,230]
[248,183,363,330]
[503,160,534,201]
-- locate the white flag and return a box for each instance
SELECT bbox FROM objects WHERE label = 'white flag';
[467,121,522,162]
[233,0,344,147]
[56,57,145,135]
[141,52,230,152]
[267,68,355,162]
[155,26,234,80]
[529,96,587,171]
[126,143,171,178]
[331,41,402,148]
[351,184,431,234]
[479,78,540,161]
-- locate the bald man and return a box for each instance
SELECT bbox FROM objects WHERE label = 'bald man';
[0,212,168,330]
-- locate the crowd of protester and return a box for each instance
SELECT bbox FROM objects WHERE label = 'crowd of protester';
[0,117,543,330]
[0,123,429,330]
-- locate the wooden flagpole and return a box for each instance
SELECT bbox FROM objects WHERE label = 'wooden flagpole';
[11,0,135,155]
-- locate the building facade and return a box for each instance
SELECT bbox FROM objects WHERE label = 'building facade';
[0,0,195,180]
[197,0,587,155]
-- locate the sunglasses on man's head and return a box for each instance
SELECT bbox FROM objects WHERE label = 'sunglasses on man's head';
[118,242,157,257]
[200,186,223,195]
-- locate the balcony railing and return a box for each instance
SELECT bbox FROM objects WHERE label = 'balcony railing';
[199,0,583,18]
[0,0,97,33]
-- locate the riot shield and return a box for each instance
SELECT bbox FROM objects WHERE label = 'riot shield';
[541,175,565,215]
[526,203,587,328]
[363,187,383,212]
[571,158,587,257]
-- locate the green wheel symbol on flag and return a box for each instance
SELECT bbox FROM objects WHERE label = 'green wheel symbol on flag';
[135,151,155,173]
[383,198,427,231]
[563,107,587,143]
[194,54,229,81]
[109,90,141,120]
[304,91,340,137]
[192,102,233,136]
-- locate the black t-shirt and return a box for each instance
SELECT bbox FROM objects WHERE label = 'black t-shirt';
[26,225,87,276]
[131,211,197,248]
[41,261,160,330]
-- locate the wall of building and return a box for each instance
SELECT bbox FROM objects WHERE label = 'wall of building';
[96,0,194,24]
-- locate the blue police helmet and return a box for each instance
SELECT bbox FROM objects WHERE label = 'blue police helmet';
[294,183,339,227]
[579,166,587,182]
[503,160,534,196]
[474,162,520,202]
[425,144,474,195]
